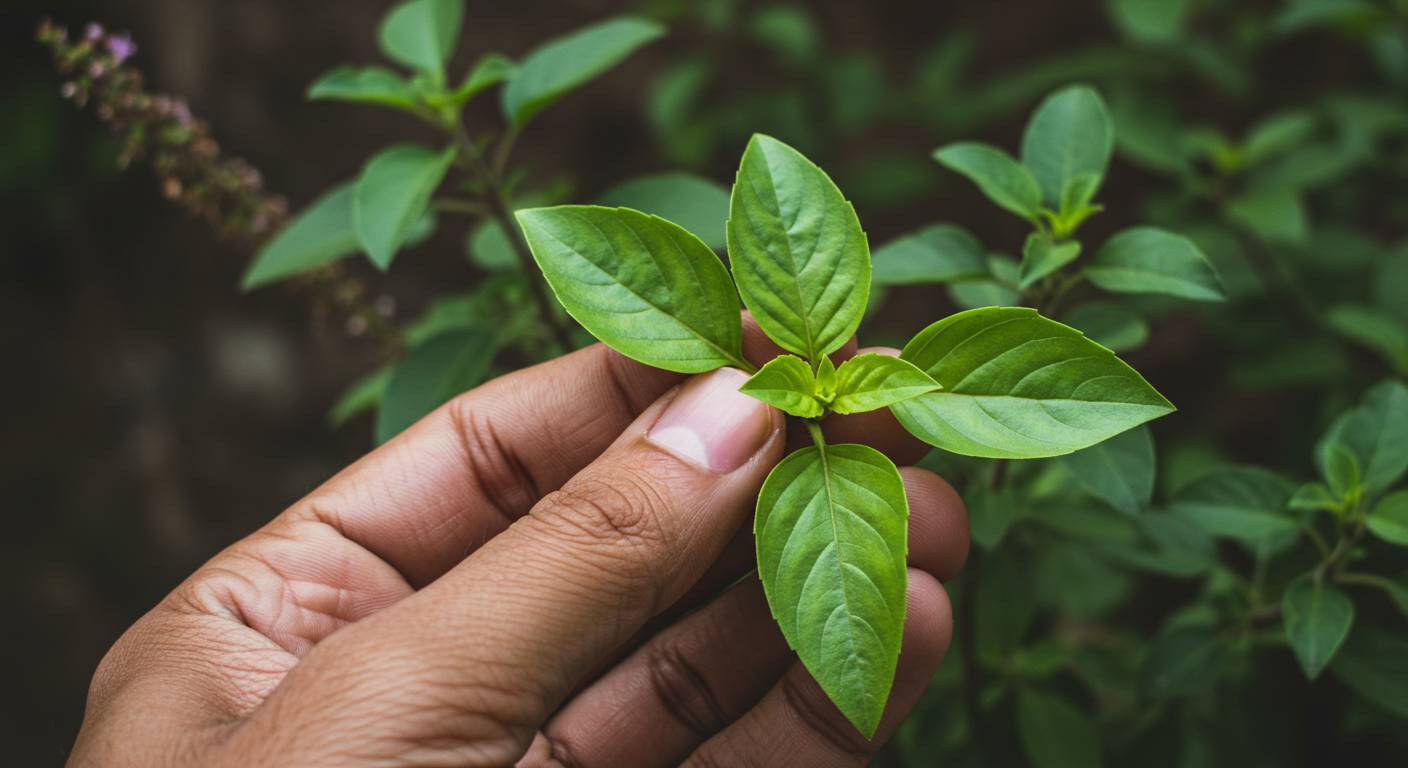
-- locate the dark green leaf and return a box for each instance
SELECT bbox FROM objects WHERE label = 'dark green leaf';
[353,145,456,270]
[1021,85,1115,206]
[1325,305,1408,375]
[1108,0,1190,44]
[243,183,359,290]
[1060,425,1155,515]
[1063,302,1149,352]
[516,206,745,373]
[1322,443,1363,501]
[1140,624,1230,699]
[1225,188,1308,244]
[1170,466,1298,543]
[502,17,665,127]
[893,307,1175,459]
[1017,688,1104,768]
[831,354,941,414]
[1317,380,1408,494]
[448,54,515,106]
[1085,227,1227,301]
[729,134,870,362]
[378,0,463,78]
[948,255,1021,309]
[375,329,497,444]
[328,367,393,427]
[1330,627,1408,718]
[1283,577,1355,679]
[933,142,1043,220]
[1288,482,1342,513]
[740,355,823,418]
[1368,491,1408,547]
[871,224,989,286]
[756,443,908,738]
[975,546,1036,661]
[1242,112,1316,166]
[1019,232,1082,289]
[466,220,517,272]
[307,67,422,111]
[597,173,731,250]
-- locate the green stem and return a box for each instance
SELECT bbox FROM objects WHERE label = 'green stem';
[805,420,827,450]
[1335,571,1398,591]
[432,198,491,217]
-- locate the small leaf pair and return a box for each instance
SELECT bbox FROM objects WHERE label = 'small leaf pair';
[742,354,940,419]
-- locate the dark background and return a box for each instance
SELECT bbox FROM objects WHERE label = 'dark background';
[0,0,1378,763]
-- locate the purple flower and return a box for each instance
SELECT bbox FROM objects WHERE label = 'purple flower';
[84,23,103,41]
[106,34,137,64]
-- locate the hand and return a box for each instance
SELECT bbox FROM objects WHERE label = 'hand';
[70,323,970,768]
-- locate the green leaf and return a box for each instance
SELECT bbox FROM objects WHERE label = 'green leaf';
[1108,0,1190,44]
[597,173,731,250]
[1169,467,1298,543]
[243,183,359,290]
[1322,443,1363,501]
[1084,227,1227,301]
[502,16,665,128]
[516,205,744,373]
[1330,627,1408,718]
[932,142,1042,220]
[466,220,517,272]
[892,307,1175,459]
[1325,305,1408,375]
[740,355,823,418]
[307,67,422,111]
[1317,381,1408,494]
[1283,577,1355,679]
[1059,172,1102,219]
[1140,623,1230,699]
[353,145,456,270]
[375,329,497,444]
[1242,111,1316,167]
[1288,482,1342,513]
[871,224,989,287]
[1017,688,1104,768]
[328,367,393,427]
[1224,188,1308,244]
[831,354,941,415]
[975,546,1037,660]
[1020,85,1115,206]
[948,255,1021,310]
[447,54,515,106]
[1019,232,1082,289]
[1368,491,1408,547]
[755,443,908,739]
[1060,425,1155,516]
[378,0,463,79]
[1063,302,1149,352]
[728,134,870,362]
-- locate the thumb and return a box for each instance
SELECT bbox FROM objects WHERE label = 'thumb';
[224,368,784,767]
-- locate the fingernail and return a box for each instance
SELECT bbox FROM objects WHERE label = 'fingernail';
[648,368,775,473]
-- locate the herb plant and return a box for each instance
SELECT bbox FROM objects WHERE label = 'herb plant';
[517,132,1174,736]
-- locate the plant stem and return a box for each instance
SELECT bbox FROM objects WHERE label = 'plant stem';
[1335,571,1398,591]
[805,420,827,449]
[432,198,492,217]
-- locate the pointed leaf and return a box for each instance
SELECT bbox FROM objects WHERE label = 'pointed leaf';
[1283,577,1355,679]
[1368,491,1408,547]
[1325,304,1408,375]
[728,134,870,362]
[1017,688,1104,768]
[328,366,393,427]
[353,145,456,270]
[516,206,744,373]
[378,0,464,78]
[1019,232,1082,289]
[1169,467,1298,542]
[755,443,908,739]
[1021,85,1114,206]
[892,307,1175,459]
[502,17,665,127]
[375,329,497,444]
[308,67,422,111]
[448,54,515,105]
[1317,380,1408,494]
[243,183,359,290]
[1330,627,1408,718]
[741,355,823,418]
[598,173,731,250]
[871,223,989,287]
[1063,302,1149,352]
[1060,425,1155,515]
[831,354,941,414]
[933,142,1042,220]
[1288,482,1342,513]
[1085,227,1227,301]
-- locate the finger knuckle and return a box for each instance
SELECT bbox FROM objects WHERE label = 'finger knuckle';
[644,639,729,739]
[780,674,873,758]
[533,470,673,561]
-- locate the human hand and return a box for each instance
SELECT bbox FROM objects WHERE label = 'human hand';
[70,323,969,767]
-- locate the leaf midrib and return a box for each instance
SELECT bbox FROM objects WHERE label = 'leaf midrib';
[814,445,868,696]
[743,150,821,360]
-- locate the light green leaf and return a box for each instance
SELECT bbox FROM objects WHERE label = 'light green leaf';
[1140,623,1230,699]
[328,367,393,427]
[1169,467,1298,542]
[1020,85,1115,206]
[502,16,665,128]
[1060,425,1155,516]
[1322,443,1363,501]
[1283,577,1355,679]
[755,443,908,739]
[1019,232,1082,289]
[1317,380,1408,494]
[1330,627,1408,718]
[892,307,1175,459]
[747,4,821,64]
[447,54,515,106]
[466,220,517,272]
[516,205,744,373]
[1325,304,1408,375]
[1225,188,1308,244]
[831,354,941,415]
[1368,491,1408,547]
[353,145,456,270]
[741,355,823,418]
[378,0,463,78]
[729,134,870,362]
[1288,482,1342,513]
[1108,0,1190,44]
[1017,688,1104,768]
[1063,302,1149,352]
[307,67,422,111]
[597,173,731,250]
[243,183,359,290]
[933,142,1043,220]
[1085,227,1227,301]
[948,255,1021,310]
[1059,171,1102,218]
[871,224,989,287]
[375,329,497,444]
